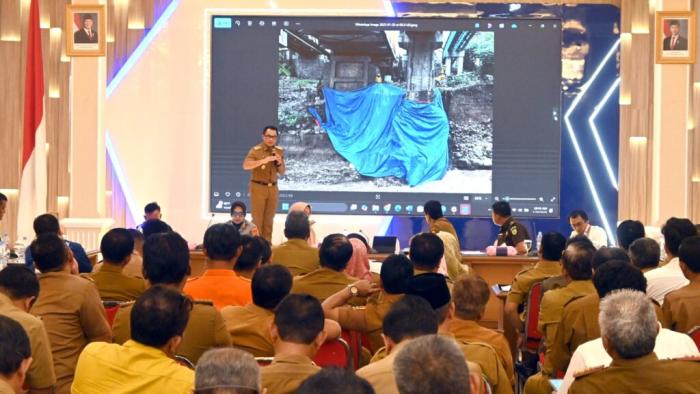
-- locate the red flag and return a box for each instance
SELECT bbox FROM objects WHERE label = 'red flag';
[17,0,47,241]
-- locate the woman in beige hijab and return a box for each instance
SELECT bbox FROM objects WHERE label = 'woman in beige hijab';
[435,231,468,280]
[288,202,317,246]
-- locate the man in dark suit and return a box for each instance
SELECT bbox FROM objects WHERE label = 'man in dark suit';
[74,15,97,44]
[663,20,688,50]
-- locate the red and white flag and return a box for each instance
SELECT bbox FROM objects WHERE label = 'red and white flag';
[17,0,47,241]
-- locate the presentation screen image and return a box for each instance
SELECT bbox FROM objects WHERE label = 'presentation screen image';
[210,17,561,217]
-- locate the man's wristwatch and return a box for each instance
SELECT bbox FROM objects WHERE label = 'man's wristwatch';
[347,284,359,297]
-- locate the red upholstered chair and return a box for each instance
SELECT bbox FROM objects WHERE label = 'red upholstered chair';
[687,326,700,350]
[521,281,545,354]
[102,300,121,327]
[255,357,274,367]
[313,338,352,369]
[340,330,362,370]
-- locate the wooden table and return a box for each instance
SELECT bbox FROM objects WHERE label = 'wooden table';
[190,250,207,277]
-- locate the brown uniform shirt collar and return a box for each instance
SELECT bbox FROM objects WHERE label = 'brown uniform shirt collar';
[500,217,514,231]
[99,263,125,273]
[609,352,659,368]
[272,353,316,366]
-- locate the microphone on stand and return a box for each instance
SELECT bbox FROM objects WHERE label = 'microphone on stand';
[206,212,215,229]
[196,213,216,250]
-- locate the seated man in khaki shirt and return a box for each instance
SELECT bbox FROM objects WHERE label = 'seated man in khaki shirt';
[92,229,145,279]
[298,367,374,393]
[662,236,700,333]
[0,265,56,393]
[29,233,112,394]
[89,228,146,302]
[261,294,325,394]
[0,315,33,394]
[292,234,365,305]
[112,231,231,365]
[272,211,319,276]
[194,348,263,394]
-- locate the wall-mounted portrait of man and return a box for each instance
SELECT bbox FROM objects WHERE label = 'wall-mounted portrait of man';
[66,5,105,57]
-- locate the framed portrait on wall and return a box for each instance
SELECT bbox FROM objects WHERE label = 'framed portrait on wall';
[655,11,696,64]
[65,5,106,57]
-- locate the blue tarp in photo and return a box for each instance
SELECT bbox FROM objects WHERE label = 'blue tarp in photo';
[308,83,449,186]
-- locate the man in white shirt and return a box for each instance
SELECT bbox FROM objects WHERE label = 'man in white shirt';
[645,218,697,305]
[569,210,607,249]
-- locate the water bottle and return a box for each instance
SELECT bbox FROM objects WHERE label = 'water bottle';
[536,231,543,252]
[14,236,28,263]
[0,234,8,268]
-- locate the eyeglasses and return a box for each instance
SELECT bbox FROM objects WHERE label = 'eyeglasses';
[263,134,278,139]
[232,212,245,217]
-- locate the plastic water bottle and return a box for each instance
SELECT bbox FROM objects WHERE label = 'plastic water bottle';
[535,231,543,252]
[14,237,28,263]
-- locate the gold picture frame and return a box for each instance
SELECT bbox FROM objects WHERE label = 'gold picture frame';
[65,4,106,57]
[655,11,696,64]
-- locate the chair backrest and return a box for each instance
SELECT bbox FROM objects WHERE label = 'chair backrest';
[522,281,545,352]
[481,374,493,394]
[340,330,362,370]
[102,300,121,327]
[688,326,700,350]
[255,357,274,367]
[313,338,352,369]
[174,355,195,369]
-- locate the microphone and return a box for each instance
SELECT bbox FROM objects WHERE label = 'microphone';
[206,213,215,229]
[195,213,216,250]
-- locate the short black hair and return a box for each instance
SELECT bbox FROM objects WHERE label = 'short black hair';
[562,242,595,280]
[231,201,247,215]
[679,236,700,273]
[0,192,7,201]
[382,295,437,343]
[491,201,511,217]
[569,210,589,221]
[617,220,645,250]
[284,211,310,240]
[82,14,94,21]
[30,233,68,273]
[258,236,272,264]
[0,315,31,376]
[319,234,353,271]
[591,247,629,270]
[33,213,60,235]
[669,19,680,26]
[380,254,413,294]
[100,228,135,264]
[409,233,444,271]
[252,265,293,309]
[141,219,173,240]
[235,235,263,272]
[567,234,595,249]
[541,232,567,261]
[143,232,190,285]
[203,223,242,261]
[629,238,661,270]
[262,125,278,134]
[593,260,647,298]
[297,367,374,394]
[423,200,444,220]
[274,294,324,344]
[0,265,39,300]
[662,217,697,256]
[144,202,160,214]
[131,285,192,348]
[128,228,144,243]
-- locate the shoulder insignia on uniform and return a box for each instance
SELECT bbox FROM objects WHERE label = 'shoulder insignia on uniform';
[120,301,135,308]
[274,146,284,151]
[563,295,586,308]
[511,227,518,236]
[573,365,606,379]
[79,274,95,282]
[253,146,262,150]
[193,299,214,306]
[186,276,200,282]
[672,355,700,362]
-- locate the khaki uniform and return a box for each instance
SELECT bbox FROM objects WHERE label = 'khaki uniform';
[112,299,231,364]
[447,319,515,384]
[221,303,275,357]
[661,277,700,333]
[356,340,409,394]
[0,380,13,394]
[292,268,365,305]
[506,259,562,307]
[496,217,530,248]
[92,253,144,278]
[245,142,284,241]
[0,293,56,390]
[260,354,320,394]
[88,263,147,302]
[430,217,459,240]
[569,353,700,393]
[336,292,403,353]
[30,272,112,394]
[271,239,320,276]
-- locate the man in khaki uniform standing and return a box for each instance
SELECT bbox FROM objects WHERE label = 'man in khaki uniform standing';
[243,125,285,242]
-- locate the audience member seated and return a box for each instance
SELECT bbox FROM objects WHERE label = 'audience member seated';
[356,295,438,394]
[292,234,366,305]
[298,368,374,394]
[0,265,55,393]
[409,233,447,278]
[0,315,33,394]
[662,236,700,333]
[549,260,658,374]
[140,218,173,240]
[323,254,411,353]
[29,233,111,394]
[234,234,264,280]
[505,232,566,334]
[559,293,698,393]
[523,241,596,394]
[590,247,629,272]
[435,230,467,280]
[629,237,661,273]
[25,213,92,273]
[93,229,145,278]
[195,348,262,394]
[0,192,6,222]
[345,237,373,282]
[112,231,230,364]
[222,265,292,357]
[568,290,700,392]
[259,236,273,265]
[568,210,608,249]
[229,200,259,236]
[289,202,317,247]
[89,228,146,301]
[271,211,319,275]
[72,286,194,393]
[394,334,478,394]
[616,219,645,250]
[646,217,697,305]
[424,200,458,240]
[184,223,250,310]
[260,294,326,394]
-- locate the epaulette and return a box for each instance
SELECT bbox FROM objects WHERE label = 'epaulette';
[186,276,201,282]
[515,266,534,276]
[672,355,700,362]
[193,299,214,306]
[79,273,95,282]
[274,146,284,151]
[563,294,587,308]
[573,365,605,379]
[120,301,135,308]
[253,146,262,150]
